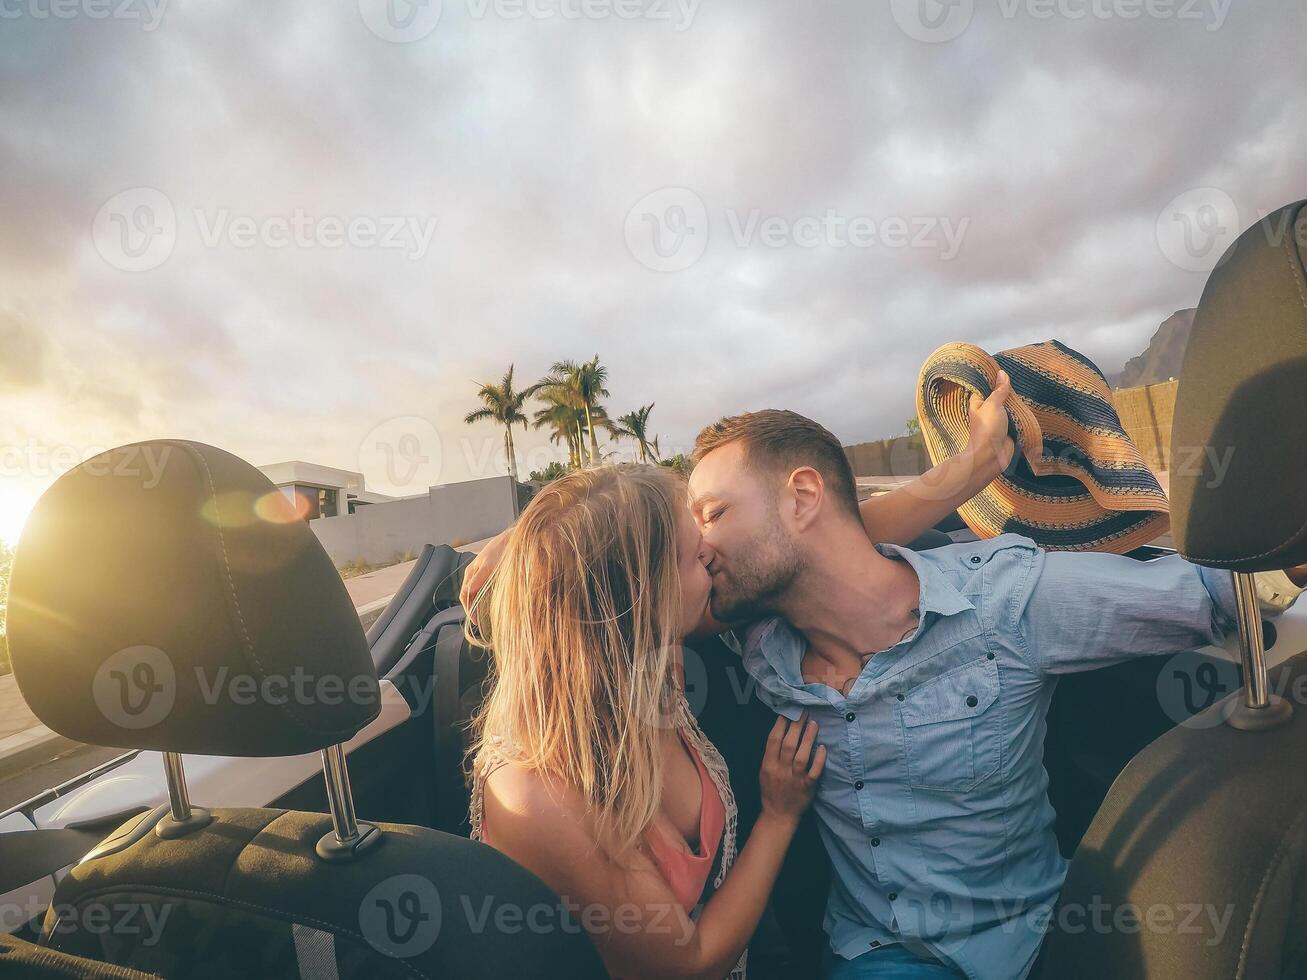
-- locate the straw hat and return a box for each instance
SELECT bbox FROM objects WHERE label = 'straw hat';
[916,339,1169,553]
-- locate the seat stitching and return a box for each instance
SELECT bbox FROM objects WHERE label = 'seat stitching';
[186,444,265,680]
[186,443,323,739]
[54,883,433,980]
[1235,800,1307,978]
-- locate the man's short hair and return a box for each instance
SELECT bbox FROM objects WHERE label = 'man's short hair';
[692,409,861,520]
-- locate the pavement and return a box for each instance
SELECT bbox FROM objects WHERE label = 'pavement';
[342,559,420,608]
[0,676,44,744]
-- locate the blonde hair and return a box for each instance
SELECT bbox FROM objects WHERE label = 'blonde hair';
[467,464,690,860]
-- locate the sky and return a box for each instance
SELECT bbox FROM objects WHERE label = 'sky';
[1,0,1306,544]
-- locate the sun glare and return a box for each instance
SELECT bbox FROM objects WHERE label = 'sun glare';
[0,493,35,548]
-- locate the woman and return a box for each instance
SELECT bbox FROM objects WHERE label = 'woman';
[467,464,825,980]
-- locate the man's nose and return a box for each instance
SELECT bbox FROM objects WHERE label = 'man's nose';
[698,543,716,568]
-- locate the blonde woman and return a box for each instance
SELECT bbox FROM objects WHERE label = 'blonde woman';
[467,465,825,980]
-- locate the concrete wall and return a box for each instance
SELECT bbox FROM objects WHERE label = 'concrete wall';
[844,436,930,478]
[310,475,521,566]
[1111,380,1178,473]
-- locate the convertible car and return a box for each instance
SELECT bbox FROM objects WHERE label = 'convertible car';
[1,200,1305,979]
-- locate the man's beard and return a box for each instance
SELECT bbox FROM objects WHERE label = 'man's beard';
[709,520,804,624]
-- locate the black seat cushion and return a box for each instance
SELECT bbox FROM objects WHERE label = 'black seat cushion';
[42,807,606,980]
[1036,649,1307,979]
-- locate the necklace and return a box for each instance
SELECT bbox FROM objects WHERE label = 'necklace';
[898,606,922,645]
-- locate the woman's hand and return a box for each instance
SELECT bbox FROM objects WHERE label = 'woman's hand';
[759,712,826,825]
[459,527,511,624]
[966,369,1016,481]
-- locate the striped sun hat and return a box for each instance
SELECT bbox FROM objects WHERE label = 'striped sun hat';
[916,339,1169,554]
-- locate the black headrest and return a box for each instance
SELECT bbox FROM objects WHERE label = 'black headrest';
[1170,199,1307,572]
[8,440,380,756]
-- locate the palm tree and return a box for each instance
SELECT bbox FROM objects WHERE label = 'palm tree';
[544,356,609,466]
[463,364,542,482]
[532,389,585,469]
[612,403,661,463]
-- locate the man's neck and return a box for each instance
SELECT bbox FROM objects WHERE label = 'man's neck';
[775,533,921,666]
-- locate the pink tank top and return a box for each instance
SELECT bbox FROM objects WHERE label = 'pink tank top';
[481,729,726,912]
[645,730,727,911]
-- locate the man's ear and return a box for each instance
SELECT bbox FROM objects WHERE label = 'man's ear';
[787,466,825,531]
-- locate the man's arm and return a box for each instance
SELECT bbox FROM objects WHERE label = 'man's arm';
[861,371,1015,547]
[1014,547,1305,676]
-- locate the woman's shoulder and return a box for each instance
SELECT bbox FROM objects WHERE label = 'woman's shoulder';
[482,760,596,850]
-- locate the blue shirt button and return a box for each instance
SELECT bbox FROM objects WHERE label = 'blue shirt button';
[854,780,865,790]
[888,892,898,901]
[970,554,982,564]
[845,711,856,722]
[870,837,880,846]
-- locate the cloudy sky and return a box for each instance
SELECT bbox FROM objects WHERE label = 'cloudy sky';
[1,0,1305,543]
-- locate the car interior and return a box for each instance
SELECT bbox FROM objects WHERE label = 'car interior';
[1,198,1306,978]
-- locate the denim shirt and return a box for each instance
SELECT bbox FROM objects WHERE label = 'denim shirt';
[740,534,1243,980]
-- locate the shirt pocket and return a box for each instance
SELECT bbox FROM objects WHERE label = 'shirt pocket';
[897,655,1002,793]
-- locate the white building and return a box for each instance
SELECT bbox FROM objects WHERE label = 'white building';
[256,461,397,521]
[256,460,526,566]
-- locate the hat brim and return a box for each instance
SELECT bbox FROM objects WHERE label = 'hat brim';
[917,341,1170,554]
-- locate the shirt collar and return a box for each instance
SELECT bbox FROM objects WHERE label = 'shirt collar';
[873,541,976,618]
[740,543,975,697]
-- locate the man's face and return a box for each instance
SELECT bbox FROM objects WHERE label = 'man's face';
[687,441,804,628]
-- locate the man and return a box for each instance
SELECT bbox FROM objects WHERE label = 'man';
[687,409,1307,980]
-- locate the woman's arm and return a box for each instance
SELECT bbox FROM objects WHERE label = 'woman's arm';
[682,714,824,978]
[861,370,1015,546]
[484,715,825,980]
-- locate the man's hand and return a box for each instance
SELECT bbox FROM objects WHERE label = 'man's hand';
[459,527,511,624]
[966,369,1016,481]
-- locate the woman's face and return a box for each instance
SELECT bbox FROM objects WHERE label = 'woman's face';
[674,506,714,637]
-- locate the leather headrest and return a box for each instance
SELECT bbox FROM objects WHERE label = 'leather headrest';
[1170,200,1307,572]
[8,440,380,756]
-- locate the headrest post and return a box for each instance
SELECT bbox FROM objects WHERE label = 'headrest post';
[1225,571,1293,731]
[323,743,360,843]
[164,751,193,821]
[155,752,212,838]
[315,743,382,862]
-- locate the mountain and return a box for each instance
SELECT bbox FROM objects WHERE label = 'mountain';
[1113,308,1196,388]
